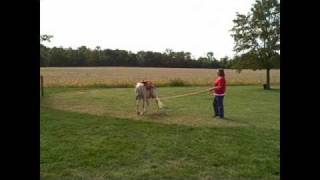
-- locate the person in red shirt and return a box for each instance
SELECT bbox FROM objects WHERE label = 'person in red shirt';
[209,69,226,118]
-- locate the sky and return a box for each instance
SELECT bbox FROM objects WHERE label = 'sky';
[40,0,255,59]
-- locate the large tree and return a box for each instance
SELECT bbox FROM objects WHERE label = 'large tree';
[40,35,54,67]
[231,0,280,89]
[40,34,53,42]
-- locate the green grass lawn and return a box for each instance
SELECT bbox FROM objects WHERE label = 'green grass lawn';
[40,86,280,180]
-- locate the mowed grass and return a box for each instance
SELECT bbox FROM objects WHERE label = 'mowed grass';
[40,67,280,88]
[41,86,279,180]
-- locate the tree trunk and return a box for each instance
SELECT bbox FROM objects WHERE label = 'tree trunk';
[264,68,271,90]
[40,75,44,96]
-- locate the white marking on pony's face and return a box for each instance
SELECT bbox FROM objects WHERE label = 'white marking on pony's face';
[136,82,144,88]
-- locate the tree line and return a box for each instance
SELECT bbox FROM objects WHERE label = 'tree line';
[40,44,279,69]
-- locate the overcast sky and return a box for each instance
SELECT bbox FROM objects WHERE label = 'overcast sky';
[40,0,256,59]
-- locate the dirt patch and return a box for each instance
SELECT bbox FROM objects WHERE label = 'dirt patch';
[42,89,246,128]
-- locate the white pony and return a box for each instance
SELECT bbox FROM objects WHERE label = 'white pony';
[135,81,163,115]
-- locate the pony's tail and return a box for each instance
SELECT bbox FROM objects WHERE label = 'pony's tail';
[156,97,164,109]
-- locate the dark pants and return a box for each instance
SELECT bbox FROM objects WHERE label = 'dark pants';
[213,96,224,118]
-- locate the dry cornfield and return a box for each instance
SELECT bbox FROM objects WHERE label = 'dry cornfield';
[40,67,280,88]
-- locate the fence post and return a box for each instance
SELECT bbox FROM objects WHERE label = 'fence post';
[40,75,44,97]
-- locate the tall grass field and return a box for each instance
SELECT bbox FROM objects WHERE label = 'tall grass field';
[40,67,280,88]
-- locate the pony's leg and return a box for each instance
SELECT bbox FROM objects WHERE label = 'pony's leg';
[142,100,145,115]
[136,98,140,115]
[147,90,153,113]
[146,98,150,107]
[143,94,148,115]
[146,98,150,113]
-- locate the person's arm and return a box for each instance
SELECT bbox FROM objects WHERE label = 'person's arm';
[209,79,218,91]
[209,87,215,91]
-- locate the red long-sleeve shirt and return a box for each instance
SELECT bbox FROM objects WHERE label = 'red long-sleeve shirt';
[213,76,226,96]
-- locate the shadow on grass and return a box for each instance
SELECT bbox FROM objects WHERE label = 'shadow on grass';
[253,87,280,93]
[217,117,246,123]
[213,117,235,121]
[269,88,280,92]
[145,111,169,119]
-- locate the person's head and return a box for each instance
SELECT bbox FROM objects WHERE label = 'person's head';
[217,69,225,77]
